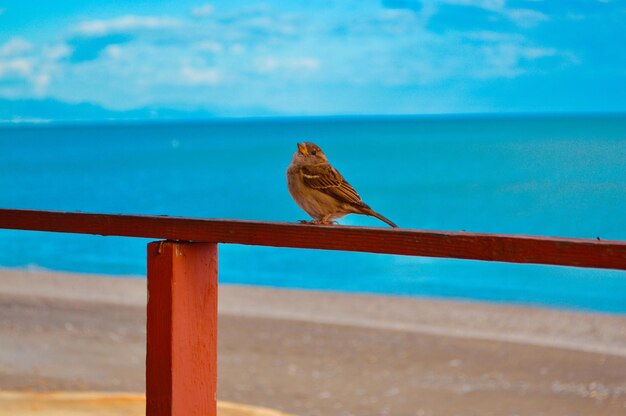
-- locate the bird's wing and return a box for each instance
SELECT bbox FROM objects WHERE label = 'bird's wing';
[301,164,364,206]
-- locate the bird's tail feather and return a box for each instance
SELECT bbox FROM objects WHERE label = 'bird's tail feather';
[369,210,398,228]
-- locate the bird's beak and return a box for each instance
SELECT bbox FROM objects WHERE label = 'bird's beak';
[297,142,308,155]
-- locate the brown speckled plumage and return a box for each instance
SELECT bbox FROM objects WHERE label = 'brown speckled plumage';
[286,142,397,228]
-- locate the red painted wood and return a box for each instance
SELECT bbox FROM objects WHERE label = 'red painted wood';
[147,241,217,416]
[1,208,626,270]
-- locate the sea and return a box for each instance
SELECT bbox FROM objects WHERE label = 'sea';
[1,114,625,313]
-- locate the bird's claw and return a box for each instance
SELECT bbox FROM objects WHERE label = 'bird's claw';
[297,220,337,226]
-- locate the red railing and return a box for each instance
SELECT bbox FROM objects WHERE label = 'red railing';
[1,208,626,416]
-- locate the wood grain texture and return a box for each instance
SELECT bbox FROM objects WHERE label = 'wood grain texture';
[147,241,218,416]
[1,208,625,270]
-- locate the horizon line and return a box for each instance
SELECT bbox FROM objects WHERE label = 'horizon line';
[2,111,625,128]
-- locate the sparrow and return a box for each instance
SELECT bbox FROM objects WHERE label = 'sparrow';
[286,142,398,228]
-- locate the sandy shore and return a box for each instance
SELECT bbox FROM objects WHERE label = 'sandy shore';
[0,269,625,415]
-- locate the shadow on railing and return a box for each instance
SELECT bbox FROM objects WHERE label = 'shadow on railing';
[1,208,625,416]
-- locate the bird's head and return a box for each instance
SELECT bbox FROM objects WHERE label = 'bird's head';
[292,142,328,165]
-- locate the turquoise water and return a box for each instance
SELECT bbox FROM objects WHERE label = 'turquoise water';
[1,115,625,312]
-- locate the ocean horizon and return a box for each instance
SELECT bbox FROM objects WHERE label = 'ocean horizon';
[1,114,625,313]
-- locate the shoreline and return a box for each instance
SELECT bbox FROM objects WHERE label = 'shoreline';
[1,268,626,415]
[6,265,624,316]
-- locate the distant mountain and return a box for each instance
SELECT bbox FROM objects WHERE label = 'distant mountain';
[0,98,222,123]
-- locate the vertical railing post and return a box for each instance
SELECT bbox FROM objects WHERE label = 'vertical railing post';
[146,241,218,416]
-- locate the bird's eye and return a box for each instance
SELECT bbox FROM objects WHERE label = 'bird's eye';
[311,150,317,155]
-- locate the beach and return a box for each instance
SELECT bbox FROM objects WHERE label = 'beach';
[1,269,625,415]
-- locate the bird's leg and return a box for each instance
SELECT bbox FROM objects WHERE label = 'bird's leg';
[298,216,336,226]
[317,214,337,225]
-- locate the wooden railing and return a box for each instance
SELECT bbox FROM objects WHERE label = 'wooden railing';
[1,208,626,416]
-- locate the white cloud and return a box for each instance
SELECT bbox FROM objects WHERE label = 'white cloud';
[194,40,223,53]
[43,43,72,60]
[192,4,215,17]
[520,47,556,59]
[0,2,576,115]
[427,0,549,28]
[505,9,550,28]
[437,0,505,11]
[32,72,51,94]
[0,55,52,96]
[104,44,124,59]
[0,58,32,77]
[476,43,555,78]
[256,57,320,74]
[463,31,523,42]
[0,38,33,56]
[0,40,71,99]
[74,15,181,36]
[244,16,298,36]
[180,65,221,85]
[230,44,246,55]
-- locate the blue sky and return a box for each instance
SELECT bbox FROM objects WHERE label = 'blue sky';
[0,0,625,120]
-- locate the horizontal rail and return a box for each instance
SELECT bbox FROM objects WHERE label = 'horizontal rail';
[1,208,626,270]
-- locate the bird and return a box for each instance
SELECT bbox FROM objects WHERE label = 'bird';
[286,142,398,228]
